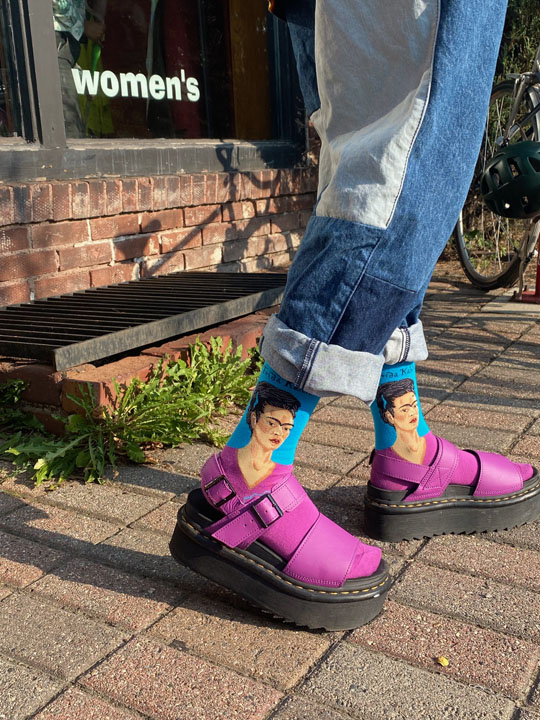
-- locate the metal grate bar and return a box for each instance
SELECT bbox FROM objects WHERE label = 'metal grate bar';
[0,272,286,370]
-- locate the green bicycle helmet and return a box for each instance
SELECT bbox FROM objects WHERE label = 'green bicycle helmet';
[480,140,540,219]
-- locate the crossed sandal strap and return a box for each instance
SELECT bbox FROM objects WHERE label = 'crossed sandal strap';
[201,455,307,550]
[372,435,460,502]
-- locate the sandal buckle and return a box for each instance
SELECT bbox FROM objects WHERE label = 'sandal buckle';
[204,475,236,508]
[251,494,283,529]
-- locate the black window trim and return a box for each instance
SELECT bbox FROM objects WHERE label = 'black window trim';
[0,0,306,184]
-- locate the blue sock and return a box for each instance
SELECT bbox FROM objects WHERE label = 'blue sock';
[370,362,429,463]
[226,363,319,487]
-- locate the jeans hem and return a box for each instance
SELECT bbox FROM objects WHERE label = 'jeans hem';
[260,315,428,403]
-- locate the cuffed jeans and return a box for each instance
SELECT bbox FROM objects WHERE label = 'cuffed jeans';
[260,0,508,402]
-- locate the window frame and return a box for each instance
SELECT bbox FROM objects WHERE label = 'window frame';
[0,0,306,183]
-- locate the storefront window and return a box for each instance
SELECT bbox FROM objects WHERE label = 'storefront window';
[57,0,274,140]
[0,6,19,138]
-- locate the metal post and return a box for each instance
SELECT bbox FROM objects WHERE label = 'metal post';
[519,230,540,304]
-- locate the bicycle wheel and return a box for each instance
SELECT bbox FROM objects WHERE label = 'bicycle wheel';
[454,80,540,290]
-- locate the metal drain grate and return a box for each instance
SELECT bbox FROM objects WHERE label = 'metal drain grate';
[0,272,286,371]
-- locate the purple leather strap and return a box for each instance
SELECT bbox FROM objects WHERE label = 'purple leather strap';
[371,436,460,502]
[283,513,361,587]
[472,450,523,496]
[202,461,307,549]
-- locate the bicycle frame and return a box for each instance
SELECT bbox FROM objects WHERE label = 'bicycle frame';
[501,42,540,301]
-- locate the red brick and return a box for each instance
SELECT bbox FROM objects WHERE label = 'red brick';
[31,183,52,222]
[12,185,32,224]
[0,281,31,306]
[191,174,206,205]
[236,256,273,273]
[90,262,138,288]
[243,169,279,199]
[152,176,167,210]
[234,217,272,238]
[140,209,183,233]
[178,174,192,206]
[351,599,539,700]
[304,165,319,191]
[30,409,67,435]
[270,249,296,267]
[122,179,138,213]
[71,181,90,218]
[166,176,182,207]
[104,179,123,215]
[160,228,201,253]
[0,361,62,406]
[0,250,57,282]
[183,204,221,227]
[81,636,282,720]
[222,201,256,221]
[34,687,138,720]
[216,173,238,203]
[299,209,312,227]
[202,222,236,245]
[62,356,159,412]
[51,183,71,221]
[87,180,106,217]
[205,173,217,204]
[0,186,14,225]
[0,226,30,252]
[32,220,90,248]
[289,193,316,211]
[114,234,159,261]
[279,168,305,195]
[255,197,289,216]
[137,177,153,211]
[58,242,112,271]
[141,251,185,277]
[288,230,304,247]
[90,214,139,240]
[270,212,300,233]
[34,270,91,300]
[183,244,222,270]
[220,315,267,358]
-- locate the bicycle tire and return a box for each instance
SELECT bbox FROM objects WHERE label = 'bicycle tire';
[454,79,540,290]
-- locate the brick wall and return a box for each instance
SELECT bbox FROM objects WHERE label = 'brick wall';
[0,167,317,307]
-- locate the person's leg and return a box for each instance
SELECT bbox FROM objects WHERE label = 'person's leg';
[261,0,540,541]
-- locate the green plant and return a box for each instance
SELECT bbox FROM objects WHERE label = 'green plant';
[499,0,540,78]
[0,338,263,488]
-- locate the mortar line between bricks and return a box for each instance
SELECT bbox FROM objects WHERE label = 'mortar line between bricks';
[390,582,539,645]
[263,631,356,720]
[398,553,540,605]
[140,608,335,697]
[6,562,176,637]
[522,653,540,709]
[24,662,153,720]
[367,595,540,703]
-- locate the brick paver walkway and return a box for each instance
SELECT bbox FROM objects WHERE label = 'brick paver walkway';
[1,271,540,720]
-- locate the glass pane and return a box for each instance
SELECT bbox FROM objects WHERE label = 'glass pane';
[0,7,20,138]
[60,0,275,140]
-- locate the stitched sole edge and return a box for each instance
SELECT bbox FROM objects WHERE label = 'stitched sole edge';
[169,506,390,631]
[364,473,540,542]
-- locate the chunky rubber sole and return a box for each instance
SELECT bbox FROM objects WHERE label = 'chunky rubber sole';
[364,469,540,542]
[169,489,391,631]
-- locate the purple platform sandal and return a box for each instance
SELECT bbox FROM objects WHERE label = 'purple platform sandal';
[170,447,390,630]
[365,433,540,541]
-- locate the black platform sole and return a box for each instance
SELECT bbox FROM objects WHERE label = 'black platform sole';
[364,470,540,542]
[169,491,391,631]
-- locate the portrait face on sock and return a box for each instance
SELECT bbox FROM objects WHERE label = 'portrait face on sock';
[375,377,427,459]
[246,382,300,455]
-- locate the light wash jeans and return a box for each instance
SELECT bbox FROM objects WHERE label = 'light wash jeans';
[260,0,508,402]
